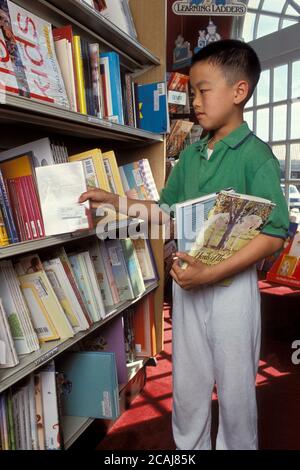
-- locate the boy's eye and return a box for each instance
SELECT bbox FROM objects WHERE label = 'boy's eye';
[200,89,209,94]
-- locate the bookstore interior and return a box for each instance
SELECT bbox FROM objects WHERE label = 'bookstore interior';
[0,0,300,453]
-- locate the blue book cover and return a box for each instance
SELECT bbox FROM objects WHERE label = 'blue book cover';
[137,82,169,134]
[0,169,19,243]
[100,52,124,125]
[57,351,120,420]
[121,238,145,298]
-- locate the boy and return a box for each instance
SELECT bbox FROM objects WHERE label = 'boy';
[79,40,289,450]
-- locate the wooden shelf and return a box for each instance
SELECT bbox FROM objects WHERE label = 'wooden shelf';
[45,0,160,68]
[0,94,163,144]
[0,282,158,393]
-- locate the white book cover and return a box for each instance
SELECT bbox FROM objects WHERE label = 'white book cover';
[1,261,40,351]
[0,299,19,368]
[101,0,137,39]
[81,251,106,319]
[77,253,102,322]
[99,241,120,305]
[39,361,61,450]
[43,258,87,333]
[54,38,77,112]
[20,384,32,450]
[0,269,32,356]
[132,238,157,283]
[87,238,115,309]
[35,162,91,236]
[0,0,69,108]
[0,137,55,168]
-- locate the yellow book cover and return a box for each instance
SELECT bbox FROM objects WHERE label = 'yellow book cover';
[69,148,110,191]
[0,153,34,179]
[73,36,87,115]
[18,271,74,340]
[102,151,126,196]
[18,279,60,343]
[0,206,9,246]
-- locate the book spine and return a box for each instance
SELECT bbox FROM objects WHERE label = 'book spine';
[0,170,19,243]
[73,36,87,114]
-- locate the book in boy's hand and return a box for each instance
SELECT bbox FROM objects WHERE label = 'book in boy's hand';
[176,190,275,270]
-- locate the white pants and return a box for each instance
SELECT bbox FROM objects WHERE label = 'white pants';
[172,266,261,450]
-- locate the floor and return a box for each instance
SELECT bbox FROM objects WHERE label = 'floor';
[73,294,300,450]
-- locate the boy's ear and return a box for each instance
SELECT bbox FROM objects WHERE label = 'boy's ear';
[233,80,249,104]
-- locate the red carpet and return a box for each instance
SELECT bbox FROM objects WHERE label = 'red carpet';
[87,302,300,450]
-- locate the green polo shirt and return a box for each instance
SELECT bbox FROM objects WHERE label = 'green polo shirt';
[159,122,289,239]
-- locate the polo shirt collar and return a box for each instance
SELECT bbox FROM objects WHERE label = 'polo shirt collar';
[220,122,253,149]
[195,122,252,152]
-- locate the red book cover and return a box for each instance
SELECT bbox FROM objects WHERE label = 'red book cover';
[6,178,25,241]
[267,233,300,288]
[14,177,33,240]
[25,175,45,238]
[133,292,156,357]
[20,176,39,239]
[167,72,189,114]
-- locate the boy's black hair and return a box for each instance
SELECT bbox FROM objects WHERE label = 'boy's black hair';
[191,39,261,101]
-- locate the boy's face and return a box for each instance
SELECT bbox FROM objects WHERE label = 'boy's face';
[190,60,240,132]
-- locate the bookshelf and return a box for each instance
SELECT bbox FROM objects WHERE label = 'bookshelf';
[0,0,166,449]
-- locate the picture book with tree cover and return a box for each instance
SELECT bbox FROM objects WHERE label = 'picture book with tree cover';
[178,190,275,269]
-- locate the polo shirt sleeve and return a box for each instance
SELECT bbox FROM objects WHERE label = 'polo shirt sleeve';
[158,153,184,215]
[249,157,289,239]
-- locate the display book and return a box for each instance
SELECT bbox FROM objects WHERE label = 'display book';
[0,0,169,134]
[175,190,275,269]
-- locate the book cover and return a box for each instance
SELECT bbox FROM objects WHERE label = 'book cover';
[121,238,146,298]
[57,351,120,420]
[106,239,135,302]
[73,35,87,114]
[0,138,55,168]
[102,150,125,196]
[35,162,92,236]
[137,82,169,134]
[39,361,61,450]
[267,231,300,287]
[181,191,275,268]
[69,148,110,191]
[100,52,124,125]
[80,316,128,385]
[133,292,156,357]
[0,0,69,107]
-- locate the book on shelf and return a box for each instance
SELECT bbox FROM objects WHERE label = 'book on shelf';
[79,316,128,385]
[167,72,190,115]
[133,292,156,358]
[102,150,125,196]
[176,190,275,269]
[69,148,110,191]
[166,120,194,158]
[0,0,69,108]
[132,238,159,285]
[136,82,170,134]
[100,51,124,125]
[0,297,19,368]
[15,254,75,341]
[119,158,159,201]
[0,260,39,356]
[99,0,137,40]
[105,239,135,303]
[266,230,300,288]
[121,238,146,298]
[56,351,120,420]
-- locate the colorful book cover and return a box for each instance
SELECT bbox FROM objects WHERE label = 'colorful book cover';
[267,231,300,287]
[57,351,120,420]
[137,82,169,134]
[181,191,275,268]
[73,35,87,114]
[0,0,69,107]
[69,148,110,191]
[0,168,19,243]
[100,51,124,125]
[106,239,135,302]
[0,138,55,168]
[133,292,156,357]
[121,238,146,298]
[102,150,125,196]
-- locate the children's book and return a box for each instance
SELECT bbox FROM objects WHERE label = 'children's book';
[57,351,120,420]
[137,82,169,134]
[176,190,275,268]
[267,230,300,288]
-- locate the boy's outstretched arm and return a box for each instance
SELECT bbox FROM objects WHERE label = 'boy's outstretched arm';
[78,188,170,225]
[170,233,284,290]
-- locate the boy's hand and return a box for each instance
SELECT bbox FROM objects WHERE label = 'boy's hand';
[78,188,117,209]
[170,252,214,290]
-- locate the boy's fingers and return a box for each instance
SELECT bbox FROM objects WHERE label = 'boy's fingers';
[176,252,195,265]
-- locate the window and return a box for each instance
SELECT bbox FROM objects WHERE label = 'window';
[243,0,300,42]
[242,1,300,214]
